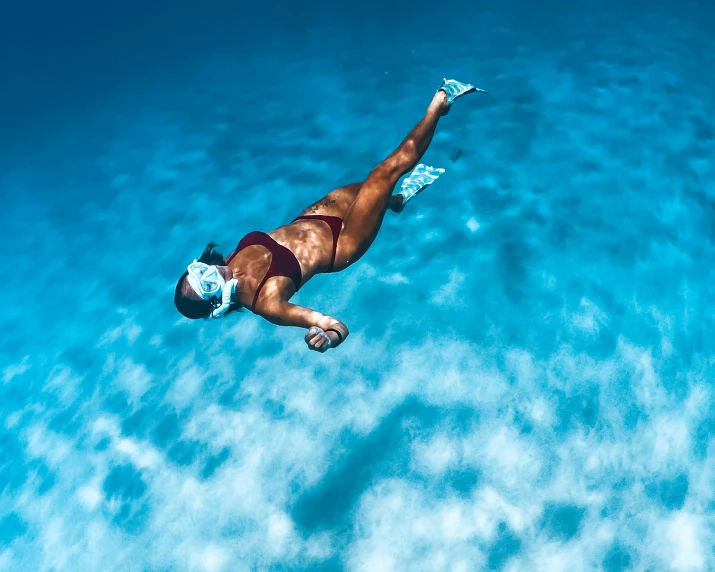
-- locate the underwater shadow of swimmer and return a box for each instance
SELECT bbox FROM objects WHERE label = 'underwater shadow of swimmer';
[290,399,480,535]
[290,397,438,534]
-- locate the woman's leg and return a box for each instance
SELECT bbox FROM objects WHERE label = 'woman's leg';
[297,182,404,219]
[297,183,363,218]
[334,90,448,269]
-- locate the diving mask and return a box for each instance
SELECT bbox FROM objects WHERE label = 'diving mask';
[187,260,226,300]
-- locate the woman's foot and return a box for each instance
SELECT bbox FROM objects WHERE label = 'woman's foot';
[388,194,405,213]
[432,90,450,116]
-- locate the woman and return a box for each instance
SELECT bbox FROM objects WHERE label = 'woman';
[174,79,486,352]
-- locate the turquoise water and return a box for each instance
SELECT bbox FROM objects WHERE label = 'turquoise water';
[1,1,714,570]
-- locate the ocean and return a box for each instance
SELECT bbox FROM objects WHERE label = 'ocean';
[1,0,714,569]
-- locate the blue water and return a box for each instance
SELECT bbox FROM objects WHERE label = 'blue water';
[1,0,714,570]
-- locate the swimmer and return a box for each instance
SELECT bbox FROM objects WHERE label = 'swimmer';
[174,79,487,352]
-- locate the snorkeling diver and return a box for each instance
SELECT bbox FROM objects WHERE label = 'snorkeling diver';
[174,79,488,352]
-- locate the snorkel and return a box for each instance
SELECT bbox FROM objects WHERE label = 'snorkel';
[208,278,238,319]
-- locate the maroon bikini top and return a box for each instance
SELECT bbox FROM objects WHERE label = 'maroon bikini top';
[226,232,302,312]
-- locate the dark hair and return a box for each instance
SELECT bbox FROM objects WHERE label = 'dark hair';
[174,242,229,320]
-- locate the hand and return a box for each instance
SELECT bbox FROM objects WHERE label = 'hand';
[305,326,332,353]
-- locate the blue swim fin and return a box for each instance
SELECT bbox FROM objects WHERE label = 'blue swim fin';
[397,164,446,207]
[438,78,488,114]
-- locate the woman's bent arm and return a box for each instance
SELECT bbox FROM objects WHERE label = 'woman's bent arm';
[259,300,350,350]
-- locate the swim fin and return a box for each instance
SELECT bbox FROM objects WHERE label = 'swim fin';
[397,163,446,207]
[438,78,488,114]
